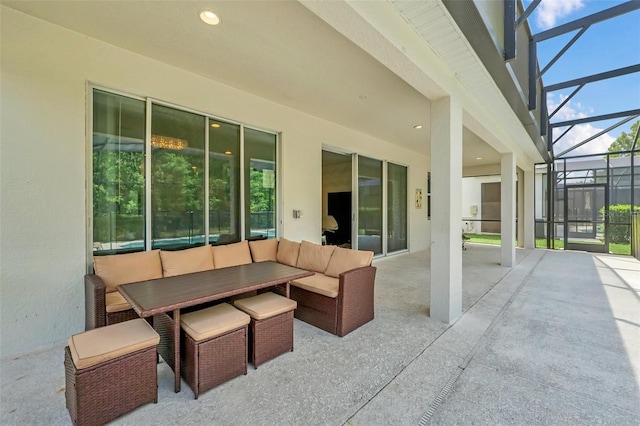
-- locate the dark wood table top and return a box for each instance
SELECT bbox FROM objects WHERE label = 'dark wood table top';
[118,261,313,317]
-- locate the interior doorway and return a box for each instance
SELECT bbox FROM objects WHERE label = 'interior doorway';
[327,192,352,246]
[322,150,353,247]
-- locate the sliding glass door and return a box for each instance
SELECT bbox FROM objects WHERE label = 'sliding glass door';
[387,162,408,252]
[323,151,407,256]
[357,156,383,255]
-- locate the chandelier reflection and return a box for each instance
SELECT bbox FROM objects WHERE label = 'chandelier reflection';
[151,134,188,150]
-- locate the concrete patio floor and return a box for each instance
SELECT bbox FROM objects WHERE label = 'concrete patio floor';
[2,244,639,425]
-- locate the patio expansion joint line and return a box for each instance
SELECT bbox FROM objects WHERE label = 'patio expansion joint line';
[343,249,544,426]
[418,250,547,425]
[341,323,454,425]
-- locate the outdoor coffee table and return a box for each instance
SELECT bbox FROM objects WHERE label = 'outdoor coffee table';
[118,261,313,392]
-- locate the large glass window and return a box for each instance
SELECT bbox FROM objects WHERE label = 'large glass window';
[92,90,145,253]
[209,119,241,244]
[244,128,277,239]
[151,104,205,250]
[387,162,407,252]
[91,88,278,254]
[358,156,382,254]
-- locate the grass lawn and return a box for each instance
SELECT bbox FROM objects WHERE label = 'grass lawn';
[464,233,631,255]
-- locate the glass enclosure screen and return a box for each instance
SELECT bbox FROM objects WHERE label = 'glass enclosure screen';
[244,128,277,239]
[358,156,382,254]
[209,120,241,244]
[151,104,205,250]
[609,156,635,255]
[636,161,640,211]
[387,162,407,252]
[92,90,145,253]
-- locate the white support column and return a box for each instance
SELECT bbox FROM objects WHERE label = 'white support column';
[430,96,462,324]
[501,153,516,267]
[524,168,535,249]
[517,168,524,248]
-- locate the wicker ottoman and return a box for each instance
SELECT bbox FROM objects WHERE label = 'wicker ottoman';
[233,292,297,368]
[64,318,159,426]
[180,303,250,399]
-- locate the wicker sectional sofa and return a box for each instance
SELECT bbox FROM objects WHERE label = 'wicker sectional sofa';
[85,239,376,337]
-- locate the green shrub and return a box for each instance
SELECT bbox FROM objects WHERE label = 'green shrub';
[600,204,640,243]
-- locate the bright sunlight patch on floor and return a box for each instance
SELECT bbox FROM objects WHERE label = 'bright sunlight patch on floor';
[593,254,640,391]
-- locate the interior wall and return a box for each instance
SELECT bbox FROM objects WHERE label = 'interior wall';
[0,7,430,357]
[461,177,483,233]
[462,175,505,233]
[322,161,352,217]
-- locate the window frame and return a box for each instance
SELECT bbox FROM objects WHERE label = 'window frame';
[88,85,280,260]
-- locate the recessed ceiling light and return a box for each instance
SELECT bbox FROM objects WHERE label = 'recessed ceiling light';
[476,157,483,160]
[211,123,221,128]
[224,150,232,155]
[200,10,220,26]
[414,125,423,129]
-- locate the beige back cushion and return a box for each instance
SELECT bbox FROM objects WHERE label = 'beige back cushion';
[324,247,374,278]
[296,240,336,273]
[276,238,300,267]
[211,240,253,269]
[249,238,278,262]
[93,250,163,293]
[160,245,214,277]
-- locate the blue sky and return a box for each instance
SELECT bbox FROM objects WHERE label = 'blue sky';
[523,0,640,157]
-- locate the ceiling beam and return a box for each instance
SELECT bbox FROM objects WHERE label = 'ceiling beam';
[532,1,640,42]
[545,64,640,92]
[550,109,640,128]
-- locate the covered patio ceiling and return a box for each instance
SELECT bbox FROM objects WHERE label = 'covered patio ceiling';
[2,0,508,168]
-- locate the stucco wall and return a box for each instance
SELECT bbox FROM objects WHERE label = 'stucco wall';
[0,7,430,357]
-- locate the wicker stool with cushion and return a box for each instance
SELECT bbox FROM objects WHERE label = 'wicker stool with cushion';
[233,292,297,368]
[180,303,250,399]
[64,318,160,426]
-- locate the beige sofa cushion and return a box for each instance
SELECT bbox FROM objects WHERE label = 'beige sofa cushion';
[233,292,297,320]
[249,238,278,262]
[296,240,336,273]
[276,238,300,267]
[181,303,250,342]
[105,292,133,313]
[160,245,214,277]
[324,247,374,278]
[93,250,163,293]
[291,273,339,298]
[211,240,253,269]
[68,318,159,369]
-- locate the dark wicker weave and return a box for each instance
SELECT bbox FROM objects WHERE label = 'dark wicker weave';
[181,326,248,399]
[84,274,139,330]
[153,312,177,379]
[250,310,294,368]
[64,345,157,426]
[117,262,312,392]
[291,266,376,337]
